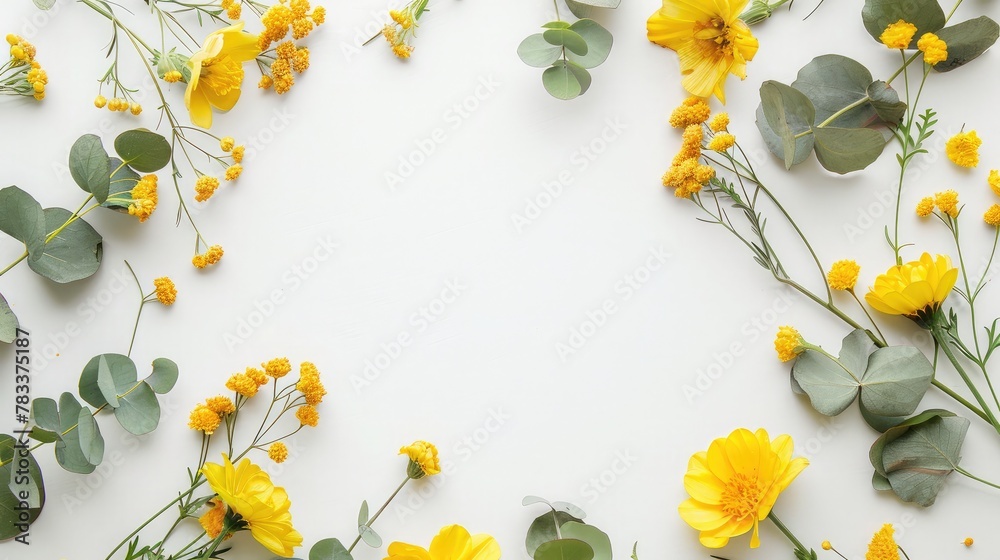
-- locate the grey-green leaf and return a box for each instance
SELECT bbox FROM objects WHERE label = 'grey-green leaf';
[103,157,139,211]
[0,293,17,344]
[791,349,861,416]
[310,538,354,560]
[114,381,160,435]
[791,55,876,129]
[527,511,582,556]
[0,186,46,262]
[97,355,120,408]
[146,358,179,394]
[27,207,103,283]
[932,16,1000,72]
[114,129,171,173]
[53,393,96,474]
[861,404,907,433]
[522,496,552,507]
[756,104,814,167]
[30,397,60,432]
[32,0,56,8]
[359,524,382,548]
[80,353,138,408]
[542,28,588,56]
[812,126,886,174]
[519,34,563,68]
[541,21,571,29]
[567,0,620,7]
[879,415,969,506]
[862,0,945,48]
[566,20,612,69]
[543,61,583,100]
[76,406,105,466]
[358,500,369,526]
[0,434,44,539]
[551,501,587,519]
[867,81,906,124]
[566,61,592,96]
[859,346,933,417]
[69,134,111,203]
[560,522,611,560]
[535,539,594,560]
[759,81,816,169]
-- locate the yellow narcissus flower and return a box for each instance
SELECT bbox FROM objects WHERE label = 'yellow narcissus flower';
[679,428,808,548]
[864,253,958,320]
[400,440,441,479]
[385,525,501,560]
[865,524,900,560]
[647,0,758,103]
[202,454,303,557]
[185,22,261,128]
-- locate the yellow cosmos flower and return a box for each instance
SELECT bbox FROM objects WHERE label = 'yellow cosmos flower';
[202,454,303,557]
[647,0,758,103]
[400,440,441,478]
[679,428,808,548]
[185,22,261,128]
[385,525,501,560]
[865,253,958,320]
[865,524,899,560]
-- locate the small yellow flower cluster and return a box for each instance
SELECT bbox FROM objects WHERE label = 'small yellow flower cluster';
[128,174,158,222]
[263,40,311,94]
[989,170,1000,197]
[187,395,236,435]
[826,259,860,291]
[708,112,729,133]
[915,196,935,217]
[258,0,325,51]
[865,524,900,560]
[661,97,727,198]
[195,175,220,202]
[226,366,268,398]
[193,136,246,201]
[95,95,141,115]
[164,70,183,83]
[268,442,289,463]
[946,130,981,168]
[381,1,429,59]
[264,357,292,378]
[296,404,319,426]
[192,244,224,268]
[774,325,803,362]
[199,499,227,539]
[707,133,736,152]
[153,277,177,305]
[879,20,917,49]
[935,190,960,217]
[917,32,948,65]
[221,0,242,20]
[296,361,327,405]
[668,96,711,128]
[983,170,1000,227]
[5,34,46,100]
[400,440,440,478]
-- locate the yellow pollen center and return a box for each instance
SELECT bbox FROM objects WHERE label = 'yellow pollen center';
[692,18,736,56]
[720,472,763,519]
[199,55,244,96]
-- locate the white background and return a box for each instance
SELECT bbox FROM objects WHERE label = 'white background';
[3,0,1000,559]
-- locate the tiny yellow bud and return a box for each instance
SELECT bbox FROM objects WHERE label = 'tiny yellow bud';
[5,34,18,46]
[130,103,142,115]
[163,70,183,83]
[821,541,831,551]
[220,136,235,152]
[964,537,974,547]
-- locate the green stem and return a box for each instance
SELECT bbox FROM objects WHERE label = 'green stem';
[767,511,809,555]
[0,251,27,277]
[123,260,146,358]
[347,477,411,553]
[794,96,872,138]
[931,378,991,423]
[105,481,206,560]
[955,466,1000,491]
[932,323,1000,432]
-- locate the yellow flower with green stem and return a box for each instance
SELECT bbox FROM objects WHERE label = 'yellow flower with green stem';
[365,0,430,59]
[1,34,47,100]
[865,253,957,321]
[185,22,261,128]
[384,525,501,560]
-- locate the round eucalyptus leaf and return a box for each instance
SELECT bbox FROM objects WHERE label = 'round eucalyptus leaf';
[862,0,945,48]
[310,538,354,560]
[103,157,140,211]
[0,292,17,344]
[359,524,382,548]
[522,495,552,507]
[813,126,887,174]
[69,134,111,203]
[541,21,571,29]
[543,61,583,100]
[518,34,562,68]
[566,20,612,69]
[0,434,45,539]
[27,207,103,283]
[0,186,46,262]
[146,358,179,394]
[566,61,592,96]
[867,81,906,124]
[534,539,594,560]
[114,381,161,435]
[759,81,816,169]
[756,104,815,167]
[526,510,582,557]
[932,16,1000,72]
[542,28,588,56]
[791,55,876,129]
[80,353,138,408]
[75,406,105,466]
[114,129,171,173]
[560,522,611,560]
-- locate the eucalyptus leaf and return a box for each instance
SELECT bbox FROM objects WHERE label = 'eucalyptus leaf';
[867,81,906,124]
[755,104,814,166]
[812,127,886,174]
[28,426,57,444]
[543,61,583,100]
[53,393,97,474]
[860,404,906,433]
[79,353,138,408]
[114,381,160,435]
[551,501,587,519]
[560,522,611,560]
[69,134,111,203]
[359,524,382,548]
[310,538,354,560]
[566,62,592,96]
[27,207,103,283]
[862,0,945,48]
[566,20,613,69]
[358,500,369,526]
[791,55,877,128]
[96,355,120,408]
[565,0,596,18]
[791,334,867,416]
[859,346,933,417]
[0,293,17,344]
[0,434,44,539]
[30,398,60,433]
[518,34,562,68]
[146,358,179,394]
[542,28,588,56]
[7,434,43,508]
[103,157,139,211]
[568,0,620,7]
[759,81,815,169]
[114,129,171,173]
[534,539,594,560]
[76,407,105,466]
[932,16,1000,72]
[541,21,571,29]
[522,495,552,507]
[0,186,46,262]
[527,511,582,557]
[32,0,56,8]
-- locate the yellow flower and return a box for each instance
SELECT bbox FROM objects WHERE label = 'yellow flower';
[964,537,974,547]
[385,525,501,560]
[915,196,935,217]
[225,164,243,181]
[679,428,808,548]
[880,20,917,49]
[202,454,303,557]
[392,43,414,59]
[128,174,158,222]
[821,541,832,551]
[865,253,958,319]
[193,244,225,268]
[296,362,327,405]
[94,95,107,108]
[647,0,758,103]
[226,373,259,397]
[195,175,220,202]
[774,326,803,362]
[268,442,289,463]
[989,170,1000,197]
[985,205,1000,227]
[205,395,236,415]
[663,158,715,198]
[865,524,899,560]
[709,112,730,132]
[707,133,736,152]
[946,130,981,168]
[220,136,235,152]
[296,404,319,427]
[232,145,245,162]
[263,357,292,378]
[259,75,274,89]
[400,440,441,478]
[917,32,948,65]
[246,366,269,387]
[185,22,261,128]
[934,189,960,218]
[189,404,222,434]
[199,499,228,539]
[669,96,711,128]
[164,70,183,83]
[827,260,861,291]
[154,277,177,305]
[130,103,142,115]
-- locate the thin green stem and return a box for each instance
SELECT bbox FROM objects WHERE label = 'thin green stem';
[933,324,1000,432]
[123,260,146,357]
[105,481,206,560]
[767,511,809,555]
[955,466,1000,491]
[347,477,411,553]
[0,251,27,277]
[848,289,888,344]
[794,96,872,138]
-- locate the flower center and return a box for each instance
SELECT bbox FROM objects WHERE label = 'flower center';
[199,55,244,96]
[693,17,736,55]
[720,472,763,519]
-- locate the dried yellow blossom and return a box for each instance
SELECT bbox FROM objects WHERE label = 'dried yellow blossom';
[205,395,236,415]
[984,205,1000,227]
[128,174,158,222]
[258,75,274,89]
[865,524,899,560]
[245,367,269,387]
[400,440,441,478]
[296,361,327,405]
[220,136,235,152]
[916,196,935,217]
[225,164,243,181]
[296,404,319,427]
[164,70,183,83]
[990,170,1000,197]
[669,96,711,128]
[231,145,245,163]
[774,325,803,362]
[154,277,177,305]
[946,130,981,168]
[707,133,736,152]
[826,260,861,291]
[199,499,228,539]
[192,244,224,269]
[188,404,222,434]
[94,95,107,108]
[130,103,142,115]
[226,373,259,397]
[935,190,960,217]
[880,20,917,49]
[268,442,289,463]
[263,357,292,378]
[709,112,730,132]
[195,175,220,202]
[917,33,948,65]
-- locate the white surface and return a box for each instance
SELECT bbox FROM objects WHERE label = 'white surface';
[3,0,1000,559]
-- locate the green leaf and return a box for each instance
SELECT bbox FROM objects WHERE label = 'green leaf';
[146,358,179,394]
[551,501,587,519]
[527,511,582,557]
[114,381,160,435]
[791,329,871,416]
[870,410,969,506]
[542,28,588,56]
[566,61,592,96]
[518,34,562,68]
[0,186,46,262]
[759,81,816,169]
[33,0,56,8]
[114,129,171,173]
[28,426,57,444]
[867,81,906,124]
[30,398,60,432]
[755,104,814,167]
[566,20,613,69]
[542,21,571,29]
[358,524,382,548]
[52,393,99,474]
[0,293,17,344]
[522,496,552,507]
[534,539,594,560]
[565,0,620,18]
[69,134,111,203]
[872,471,892,491]
[862,0,945,48]
[26,207,103,283]
[76,407,105,466]
[103,157,139,211]
[791,55,877,128]
[7,435,43,509]
[932,16,1000,72]
[543,61,583,100]
[859,346,934,417]
[812,127,887,174]
[358,500,369,526]
[79,353,138,408]
[97,355,120,408]
[310,538,354,560]
[860,404,906,433]
[560,522,611,560]
[0,434,45,539]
